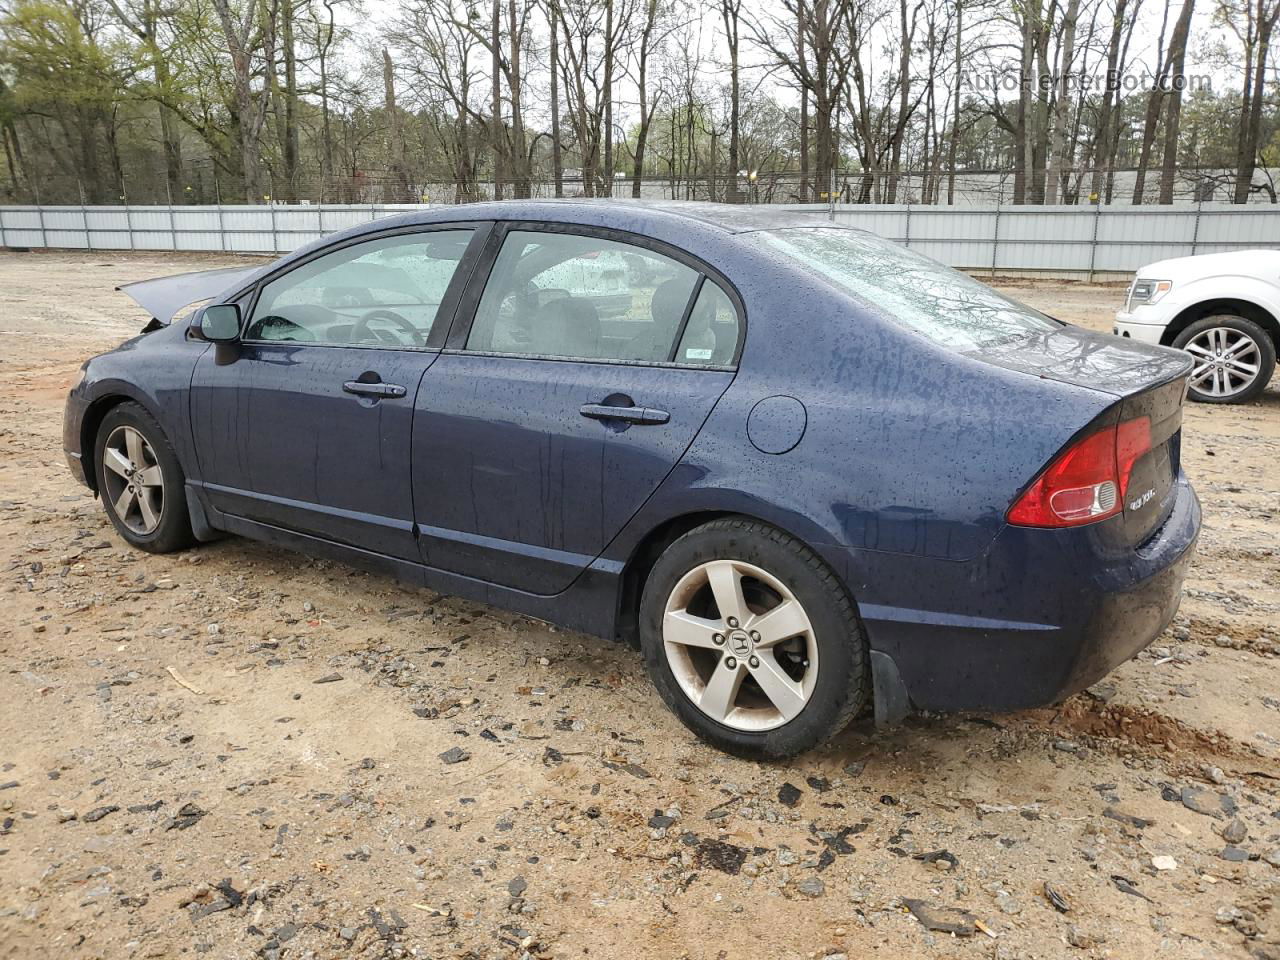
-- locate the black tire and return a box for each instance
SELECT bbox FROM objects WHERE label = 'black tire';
[1172,314,1276,404]
[638,517,869,759]
[94,401,194,553]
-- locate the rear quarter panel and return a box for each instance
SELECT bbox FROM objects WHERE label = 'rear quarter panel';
[601,239,1117,625]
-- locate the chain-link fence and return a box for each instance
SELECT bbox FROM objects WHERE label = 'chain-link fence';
[4,201,1279,280]
[4,164,1276,208]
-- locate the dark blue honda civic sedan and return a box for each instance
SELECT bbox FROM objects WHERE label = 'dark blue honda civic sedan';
[63,201,1200,757]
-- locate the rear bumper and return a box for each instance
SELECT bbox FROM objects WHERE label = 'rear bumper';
[851,476,1200,714]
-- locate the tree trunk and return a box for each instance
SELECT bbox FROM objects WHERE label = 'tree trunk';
[947,0,961,204]
[722,0,742,201]
[1088,0,1128,204]
[1012,1,1036,203]
[887,0,912,203]
[508,0,527,198]
[277,0,299,202]
[490,0,503,200]
[211,0,269,202]
[602,0,613,196]
[632,0,656,199]
[152,56,183,200]
[1045,0,1080,204]
[1132,0,1174,205]
[1157,0,1195,204]
[1027,3,1051,204]
[318,0,335,201]
[383,48,408,202]
[1234,0,1279,203]
[798,0,809,200]
[549,0,562,198]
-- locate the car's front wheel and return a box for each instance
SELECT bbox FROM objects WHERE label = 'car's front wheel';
[1174,315,1276,404]
[94,402,194,553]
[639,518,869,758]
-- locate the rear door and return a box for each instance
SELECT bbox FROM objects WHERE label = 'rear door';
[411,223,743,595]
[189,225,484,560]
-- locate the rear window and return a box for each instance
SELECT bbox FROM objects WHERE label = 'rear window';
[749,227,1061,351]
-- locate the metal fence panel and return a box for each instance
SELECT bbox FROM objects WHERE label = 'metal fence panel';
[5,202,1280,279]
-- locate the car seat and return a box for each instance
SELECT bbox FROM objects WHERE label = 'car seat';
[538,297,601,359]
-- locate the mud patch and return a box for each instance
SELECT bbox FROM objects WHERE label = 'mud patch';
[1030,697,1277,773]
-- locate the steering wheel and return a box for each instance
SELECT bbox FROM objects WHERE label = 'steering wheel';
[350,309,424,347]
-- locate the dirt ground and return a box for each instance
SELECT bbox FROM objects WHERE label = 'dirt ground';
[1,250,1278,960]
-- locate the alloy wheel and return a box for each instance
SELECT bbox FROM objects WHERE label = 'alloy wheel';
[101,425,165,535]
[1184,326,1262,399]
[662,559,819,732]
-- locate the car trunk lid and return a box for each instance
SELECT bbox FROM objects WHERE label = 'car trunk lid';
[1115,373,1187,545]
[979,325,1191,545]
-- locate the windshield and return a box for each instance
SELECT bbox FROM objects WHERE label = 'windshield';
[749,227,1061,351]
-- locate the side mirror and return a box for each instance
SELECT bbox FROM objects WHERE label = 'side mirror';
[199,303,242,342]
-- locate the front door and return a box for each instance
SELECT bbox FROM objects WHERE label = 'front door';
[412,225,742,594]
[189,226,481,560]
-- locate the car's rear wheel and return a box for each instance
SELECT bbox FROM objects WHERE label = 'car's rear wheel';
[639,518,868,758]
[95,402,194,553]
[1173,315,1276,404]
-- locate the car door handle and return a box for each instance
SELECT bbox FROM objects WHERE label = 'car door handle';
[343,380,407,399]
[579,403,670,425]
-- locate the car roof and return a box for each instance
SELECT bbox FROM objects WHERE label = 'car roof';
[367,199,850,236]
[217,200,873,309]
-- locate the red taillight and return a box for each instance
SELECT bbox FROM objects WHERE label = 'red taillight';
[1007,416,1152,528]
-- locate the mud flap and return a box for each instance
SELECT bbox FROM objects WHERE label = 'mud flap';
[185,484,226,543]
[870,649,911,728]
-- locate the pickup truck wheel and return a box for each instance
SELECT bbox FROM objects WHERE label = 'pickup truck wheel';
[1174,315,1276,404]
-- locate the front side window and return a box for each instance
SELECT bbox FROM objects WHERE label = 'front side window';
[465,230,703,362]
[748,227,1060,351]
[246,229,474,347]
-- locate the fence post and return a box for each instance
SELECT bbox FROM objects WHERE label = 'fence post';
[990,194,1001,278]
[0,207,7,250]
[828,168,836,221]
[904,203,911,248]
[34,180,47,249]
[1086,201,1102,283]
[1190,198,1203,257]
[269,199,279,254]
[167,182,178,250]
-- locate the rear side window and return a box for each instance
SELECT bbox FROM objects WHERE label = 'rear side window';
[466,230,706,362]
[750,227,1060,351]
[675,281,738,366]
[246,230,473,346]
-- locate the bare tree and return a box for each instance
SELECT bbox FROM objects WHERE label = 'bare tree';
[1086,0,1141,203]
[750,0,859,196]
[1222,0,1280,201]
[1045,0,1081,203]
[721,0,744,198]
[1157,0,1195,203]
[210,0,274,201]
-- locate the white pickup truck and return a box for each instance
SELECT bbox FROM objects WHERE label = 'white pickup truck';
[1114,249,1280,403]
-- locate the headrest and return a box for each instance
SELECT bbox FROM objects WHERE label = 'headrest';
[537,297,600,358]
